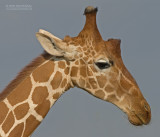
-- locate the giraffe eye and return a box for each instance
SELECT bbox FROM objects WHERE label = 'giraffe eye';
[95,59,113,70]
[95,62,110,69]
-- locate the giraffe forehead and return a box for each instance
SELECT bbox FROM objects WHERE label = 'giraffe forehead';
[78,42,108,59]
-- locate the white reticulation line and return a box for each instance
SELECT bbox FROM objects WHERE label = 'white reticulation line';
[21,121,26,137]
[3,98,12,111]
[1,98,13,126]
[0,126,6,137]
[28,74,43,122]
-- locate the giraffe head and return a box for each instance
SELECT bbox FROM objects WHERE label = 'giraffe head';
[36,6,151,126]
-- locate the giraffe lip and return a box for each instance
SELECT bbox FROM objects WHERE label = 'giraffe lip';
[134,114,144,125]
[127,111,145,126]
[128,115,143,126]
[127,106,151,126]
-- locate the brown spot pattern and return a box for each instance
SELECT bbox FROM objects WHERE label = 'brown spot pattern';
[80,66,87,77]
[2,112,15,134]
[58,61,66,69]
[66,61,70,65]
[105,84,114,93]
[92,51,95,56]
[88,60,92,64]
[8,123,24,137]
[51,71,62,90]
[86,82,91,89]
[84,52,89,56]
[130,88,139,96]
[120,75,132,91]
[80,59,85,65]
[64,67,69,75]
[84,57,88,61]
[7,77,32,106]
[95,90,105,99]
[32,86,48,104]
[79,78,85,87]
[66,83,71,91]
[53,92,60,100]
[72,79,78,85]
[35,100,50,118]
[61,79,67,88]
[79,54,83,58]
[23,115,40,137]
[96,75,107,88]
[32,61,55,82]
[87,67,93,76]
[83,47,87,51]
[0,102,9,124]
[89,78,97,89]
[0,52,51,101]
[109,72,117,84]
[107,94,119,102]
[71,67,78,77]
[14,103,29,120]
[75,60,79,65]
[116,89,123,98]
[90,65,97,73]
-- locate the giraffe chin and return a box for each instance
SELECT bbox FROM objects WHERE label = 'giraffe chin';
[128,112,150,126]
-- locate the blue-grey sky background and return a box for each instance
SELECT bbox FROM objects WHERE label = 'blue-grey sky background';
[0,0,160,137]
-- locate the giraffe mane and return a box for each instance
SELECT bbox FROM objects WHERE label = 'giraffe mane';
[0,52,52,101]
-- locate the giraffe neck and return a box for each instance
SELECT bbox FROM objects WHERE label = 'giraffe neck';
[0,55,72,137]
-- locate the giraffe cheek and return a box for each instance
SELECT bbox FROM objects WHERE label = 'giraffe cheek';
[129,88,139,96]
[105,84,115,93]
[89,78,97,89]
[80,66,87,77]
[87,66,93,77]
[96,75,107,88]
[120,74,132,91]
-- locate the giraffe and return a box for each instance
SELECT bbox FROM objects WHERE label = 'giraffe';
[0,6,151,137]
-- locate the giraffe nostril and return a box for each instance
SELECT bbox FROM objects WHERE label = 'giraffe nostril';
[141,100,150,112]
[144,104,149,111]
[143,103,151,113]
[140,100,151,124]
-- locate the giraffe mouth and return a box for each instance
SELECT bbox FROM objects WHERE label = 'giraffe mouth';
[127,111,150,126]
[128,113,144,126]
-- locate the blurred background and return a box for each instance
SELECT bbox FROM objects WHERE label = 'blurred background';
[0,0,159,137]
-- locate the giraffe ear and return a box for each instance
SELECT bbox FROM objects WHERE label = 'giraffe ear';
[36,29,76,60]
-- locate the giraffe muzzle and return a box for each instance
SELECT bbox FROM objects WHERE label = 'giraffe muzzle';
[127,104,151,126]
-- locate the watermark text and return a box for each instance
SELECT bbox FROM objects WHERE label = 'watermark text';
[6,4,32,11]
